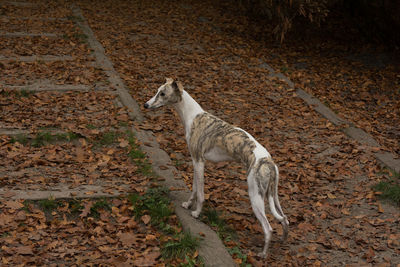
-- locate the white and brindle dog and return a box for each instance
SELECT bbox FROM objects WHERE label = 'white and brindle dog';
[144,78,289,258]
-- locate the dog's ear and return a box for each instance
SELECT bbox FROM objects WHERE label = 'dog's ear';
[171,80,183,95]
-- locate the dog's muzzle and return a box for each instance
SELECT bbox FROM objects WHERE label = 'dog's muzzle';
[144,103,149,109]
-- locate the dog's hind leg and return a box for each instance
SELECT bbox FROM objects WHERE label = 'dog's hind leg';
[248,174,273,258]
[272,165,289,241]
[191,160,205,218]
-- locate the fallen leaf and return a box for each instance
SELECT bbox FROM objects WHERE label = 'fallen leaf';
[5,200,24,209]
[141,214,151,224]
[15,246,33,255]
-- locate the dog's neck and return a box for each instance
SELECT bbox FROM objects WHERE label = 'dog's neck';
[173,90,204,139]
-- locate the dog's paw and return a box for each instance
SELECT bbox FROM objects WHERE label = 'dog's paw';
[181,201,191,209]
[257,251,267,259]
[191,210,200,218]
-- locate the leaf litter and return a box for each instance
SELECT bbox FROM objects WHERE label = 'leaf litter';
[1,0,399,266]
[77,0,400,266]
[0,1,200,266]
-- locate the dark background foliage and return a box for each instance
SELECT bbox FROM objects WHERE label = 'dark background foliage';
[238,0,400,46]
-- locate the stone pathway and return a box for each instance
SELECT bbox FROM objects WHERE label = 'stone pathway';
[0,0,235,265]
[265,61,400,174]
[1,0,399,266]
[74,0,399,266]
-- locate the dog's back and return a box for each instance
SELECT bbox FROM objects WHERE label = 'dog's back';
[189,112,257,168]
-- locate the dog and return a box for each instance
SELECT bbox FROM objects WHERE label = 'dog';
[144,78,289,258]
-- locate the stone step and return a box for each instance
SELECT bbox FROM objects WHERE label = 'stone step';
[0,31,61,37]
[1,82,108,92]
[0,55,74,62]
[1,1,38,7]
[0,16,68,21]
[0,184,129,200]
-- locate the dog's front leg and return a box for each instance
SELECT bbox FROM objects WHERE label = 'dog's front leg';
[182,166,197,210]
[191,160,205,218]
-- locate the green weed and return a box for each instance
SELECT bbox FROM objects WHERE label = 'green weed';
[0,90,11,97]
[66,15,83,22]
[280,66,288,73]
[129,187,200,263]
[67,199,83,215]
[118,121,129,128]
[173,159,185,168]
[1,232,10,238]
[96,131,120,146]
[86,124,97,129]
[201,206,235,240]
[127,131,155,177]
[74,32,88,43]
[22,200,31,213]
[10,134,28,145]
[161,232,200,260]
[129,187,172,226]
[16,89,33,98]
[228,246,252,267]
[201,206,251,265]
[178,255,204,267]
[32,132,54,147]
[90,198,111,218]
[38,198,59,211]
[373,169,400,206]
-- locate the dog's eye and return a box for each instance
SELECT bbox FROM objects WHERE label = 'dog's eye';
[160,92,165,97]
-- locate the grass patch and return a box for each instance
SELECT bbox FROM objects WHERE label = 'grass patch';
[228,246,252,267]
[1,232,10,238]
[86,124,97,129]
[10,134,28,145]
[118,121,129,128]
[178,256,204,267]
[66,15,83,22]
[66,199,83,215]
[38,198,59,211]
[127,131,155,177]
[16,89,33,98]
[201,206,252,266]
[161,232,200,259]
[201,206,235,240]
[1,89,33,98]
[31,131,80,147]
[129,187,172,226]
[173,159,185,168]
[129,187,200,263]
[91,129,155,176]
[95,131,120,146]
[374,169,400,206]
[89,198,111,218]
[0,89,11,97]
[73,32,88,43]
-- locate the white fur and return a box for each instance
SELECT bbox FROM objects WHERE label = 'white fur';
[173,91,204,141]
[204,147,235,162]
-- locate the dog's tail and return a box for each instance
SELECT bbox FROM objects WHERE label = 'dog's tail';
[262,162,288,225]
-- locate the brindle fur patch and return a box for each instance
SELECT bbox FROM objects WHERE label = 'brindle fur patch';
[189,112,256,169]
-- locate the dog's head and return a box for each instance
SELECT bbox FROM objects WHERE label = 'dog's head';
[144,78,184,109]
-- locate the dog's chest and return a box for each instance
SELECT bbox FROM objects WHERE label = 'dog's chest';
[189,113,256,167]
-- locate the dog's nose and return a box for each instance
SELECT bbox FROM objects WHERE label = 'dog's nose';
[144,103,149,109]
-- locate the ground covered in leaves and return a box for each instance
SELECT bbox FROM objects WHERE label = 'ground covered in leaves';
[78,0,400,266]
[0,1,201,265]
[1,0,399,266]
